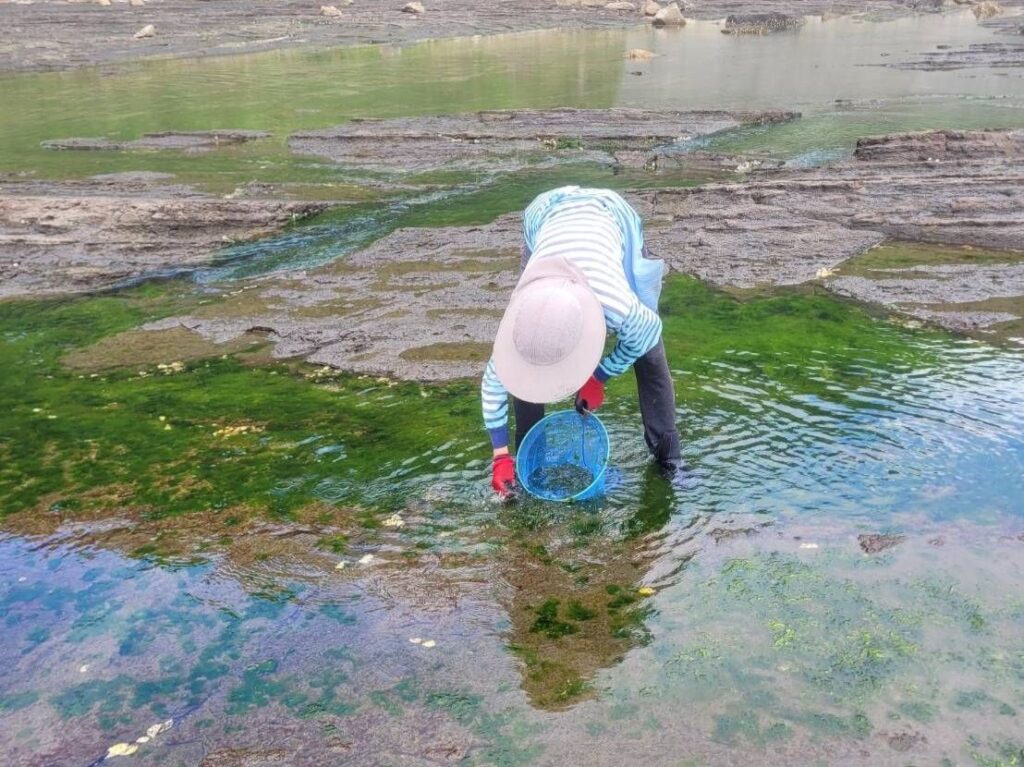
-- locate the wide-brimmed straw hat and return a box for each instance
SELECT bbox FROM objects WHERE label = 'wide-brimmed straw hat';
[492,257,606,404]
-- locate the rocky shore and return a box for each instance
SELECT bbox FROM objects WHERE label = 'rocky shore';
[80,126,1022,380]
[0,177,326,299]
[2,0,1021,73]
[0,108,793,299]
[288,108,799,173]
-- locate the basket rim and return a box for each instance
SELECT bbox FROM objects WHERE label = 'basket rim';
[515,409,609,502]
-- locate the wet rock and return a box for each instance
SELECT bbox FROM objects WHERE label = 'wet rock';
[159,125,1022,382]
[709,522,771,542]
[289,108,796,173]
[858,533,906,554]
[642,0,661,13]
[904,0,951,10]
[581,0,607,8]
[401,1,424,12]
[40,137,121,151]
[320,4,343,15]
[854,128,1024,161]
[0,179,326,299]
[128,0,144,6]
[133,23,155,39]
[722,12,804,34]
[972,0,1002,18]
[605,1,636,9]
[652,2,685,25]
[885,731,927,752]
[43,130,272,153]
[648,129,1024,296]
[89,171,175,182]
[626,47,656,59]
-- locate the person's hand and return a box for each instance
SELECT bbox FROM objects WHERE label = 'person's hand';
[491,453,517,499]
[575,375,605,414]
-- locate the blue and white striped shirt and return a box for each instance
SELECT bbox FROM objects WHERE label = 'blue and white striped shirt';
[481,194,663,449]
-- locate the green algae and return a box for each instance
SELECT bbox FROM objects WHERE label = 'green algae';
[0,690,39,713]
[400,342,493,364]
[426,691,546,767]
[0,284,479,520]
[840,242,1024,275]
[529,599,579,639]
[2,266,1023,762]
[392,165,705,229]
[694,98,1024,163]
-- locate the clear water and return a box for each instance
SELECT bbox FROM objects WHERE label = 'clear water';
[3,282,1023,765]
[4,11,1024,767]
[2,10,1023,185]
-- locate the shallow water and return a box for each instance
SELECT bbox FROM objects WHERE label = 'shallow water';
[3,10,1023,185]
[3,9,1024,767]
[3,278,1024,765]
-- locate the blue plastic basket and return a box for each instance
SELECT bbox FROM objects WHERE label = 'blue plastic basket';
[516,410,609,502]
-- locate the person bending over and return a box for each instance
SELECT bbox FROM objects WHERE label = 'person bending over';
[481,186,681,499]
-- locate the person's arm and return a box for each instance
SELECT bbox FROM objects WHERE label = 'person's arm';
[598,299,663,381]
[482,358,516,497]
[482,357,511,452]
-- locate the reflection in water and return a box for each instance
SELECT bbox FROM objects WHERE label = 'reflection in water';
[496,465,688,709]
[620,12,1024,111]
[0,29,627,182]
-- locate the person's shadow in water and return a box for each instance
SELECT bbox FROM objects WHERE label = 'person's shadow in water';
[497,462,689,710]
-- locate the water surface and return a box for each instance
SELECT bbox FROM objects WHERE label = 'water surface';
[3,10,1024,766]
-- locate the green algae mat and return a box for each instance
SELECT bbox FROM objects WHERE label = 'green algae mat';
[3,275,1023,766]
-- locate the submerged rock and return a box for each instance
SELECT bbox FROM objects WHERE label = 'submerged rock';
[626,47,656,59]
[972,0,1002,18]
[0,179,326,299]
[858,533,906,554]
[43,130,272,153]
[722,12,804,34]
[401,1,424,12]
[854,128,1024,161]
[652,2,685,25]
[884,40,1024,71]
[904,0,951,10]
[288,108,797,173]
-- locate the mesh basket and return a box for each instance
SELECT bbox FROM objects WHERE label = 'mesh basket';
[516,410,609,502]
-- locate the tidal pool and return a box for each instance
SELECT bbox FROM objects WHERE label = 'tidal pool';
[3,8,1024,766]
[2,277,1023,766]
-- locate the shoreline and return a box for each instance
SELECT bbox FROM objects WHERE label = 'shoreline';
[2,0,1020,75]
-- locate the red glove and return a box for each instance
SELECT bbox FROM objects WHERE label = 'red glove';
[491,454,517,498]
[575,375,605,414]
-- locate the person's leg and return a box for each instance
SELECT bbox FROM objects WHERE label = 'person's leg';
[633,341,681,470]
[512,397,545,450]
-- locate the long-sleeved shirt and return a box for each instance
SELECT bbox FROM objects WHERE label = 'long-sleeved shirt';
[481,195,663,449]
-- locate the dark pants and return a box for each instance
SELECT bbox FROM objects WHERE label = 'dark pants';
[512,341,682,470]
